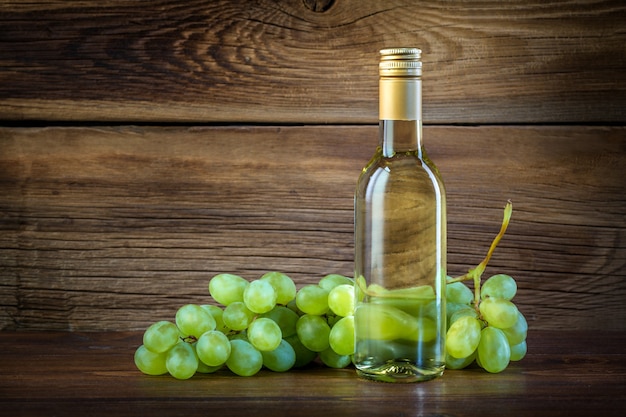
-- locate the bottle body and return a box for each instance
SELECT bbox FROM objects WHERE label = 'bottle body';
[353,49,446,383]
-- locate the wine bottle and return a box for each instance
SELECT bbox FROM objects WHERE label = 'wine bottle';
[353,47,447,383]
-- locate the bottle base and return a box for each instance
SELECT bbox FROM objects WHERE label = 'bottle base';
[355,360,444,383]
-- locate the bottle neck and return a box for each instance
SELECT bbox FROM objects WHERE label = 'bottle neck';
[380,120,422,157]
[379,77,422,157]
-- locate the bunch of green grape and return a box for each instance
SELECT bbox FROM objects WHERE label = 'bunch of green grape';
[134,271,356,379]
[444,201,526,373]
[445,274,527,373]
[134,201,523,378]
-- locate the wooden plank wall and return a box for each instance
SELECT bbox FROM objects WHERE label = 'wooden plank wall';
[1,0,625,332]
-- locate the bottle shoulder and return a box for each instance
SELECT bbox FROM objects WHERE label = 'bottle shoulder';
[360,149,440,174]
[357,149,445,195]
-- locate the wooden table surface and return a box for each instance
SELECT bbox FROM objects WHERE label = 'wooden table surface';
[1,330,624,417]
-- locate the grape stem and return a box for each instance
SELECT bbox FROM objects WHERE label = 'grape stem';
[447,200,513,310]
[181,335,198,344]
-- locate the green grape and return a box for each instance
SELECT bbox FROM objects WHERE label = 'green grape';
[222,301,255,331]
[209,273,249,306]
[243,279,277,314]
[175,304,216,338]
[295,285,330,315]
[259,306,299,338]
[479,297,519,329]
[481,274,517,300]
[446,280,474,305]
[284,334,317,368]
[354,303,414,341]
[134,345,168,375]
[477,326,511,373]
[260,271,297,305]
[143,320,180,353]
[226,339,263,377]
[319,347,352,369]
[329,315,355,356]
[318,274,353,292]
[247,318,282,352]
[363,303,436,343]
[166,342,199,380]
[510,340,527,361]
[188,343,221,374]
[327,284,355,317]
[501,310,528,346]
[449,306,479,326]
[196,330,232,367]
[296,314,331,352]
[261,339,296,372]
[446,315,482,359]
[445,351,476,370]
[201,304,228,333]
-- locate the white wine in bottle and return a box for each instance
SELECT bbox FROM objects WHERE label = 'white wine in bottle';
[353,47,447,383]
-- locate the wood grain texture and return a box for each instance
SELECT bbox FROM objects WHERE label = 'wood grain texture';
[0,0,624,124]
[0,331,625,417]
[1,125,624,331]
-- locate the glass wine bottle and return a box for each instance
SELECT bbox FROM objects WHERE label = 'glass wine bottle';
[353,47,447,383]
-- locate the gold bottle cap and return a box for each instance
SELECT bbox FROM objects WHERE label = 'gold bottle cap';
[379,47,422,77]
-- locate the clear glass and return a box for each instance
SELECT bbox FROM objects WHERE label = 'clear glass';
[353,119,447,383]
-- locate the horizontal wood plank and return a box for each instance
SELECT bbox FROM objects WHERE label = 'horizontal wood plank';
[0,125,624,331]
[0,0,624,124]
[0,331,625,417]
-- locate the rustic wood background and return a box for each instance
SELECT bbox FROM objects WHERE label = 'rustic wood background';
[1,0,625,332]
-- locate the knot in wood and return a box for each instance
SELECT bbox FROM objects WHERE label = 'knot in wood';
[303,0,335,13]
